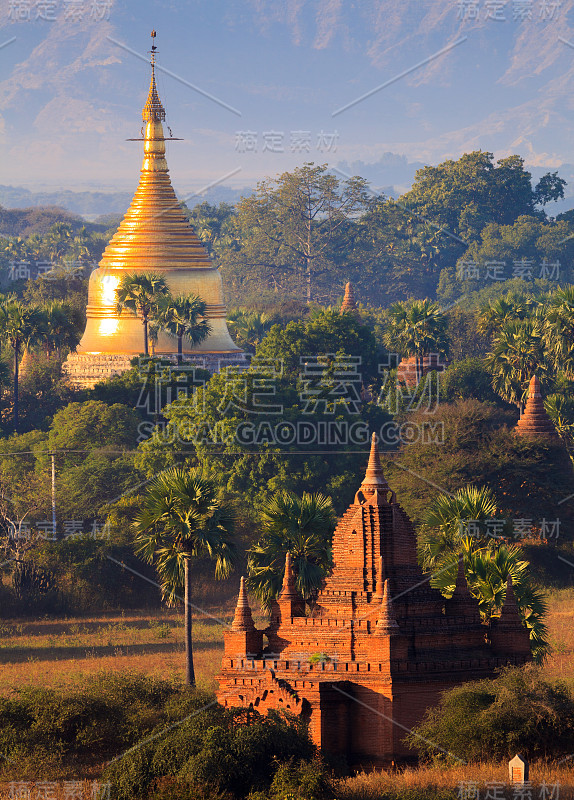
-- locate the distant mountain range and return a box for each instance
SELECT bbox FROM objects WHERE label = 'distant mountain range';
[2,0,574,199]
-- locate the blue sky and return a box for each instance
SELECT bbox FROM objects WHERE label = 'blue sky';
[1,0,574,204]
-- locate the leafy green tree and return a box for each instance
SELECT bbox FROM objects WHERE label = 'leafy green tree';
[401,152,564,236]
[183,201,236,258]
[48,401,140,456]
[478,291,537,337]
[221,163,370,303]
[116,273,169,356]
[154,294,211,365]
[383,298,449,384]
[0,299,46,429]
[133,467,237,685]
[247,491,336,607]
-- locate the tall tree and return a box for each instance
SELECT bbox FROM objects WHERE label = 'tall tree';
[0,300,46,429]
[224,164,370,303]
[247,491,336,607]
[133,467,237,686]
[154,294,211,365]
[116,273,169,356]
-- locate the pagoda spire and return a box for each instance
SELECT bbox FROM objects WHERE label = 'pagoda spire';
[377,579,399,632]
[340,282,358,314]
[515,376,559,441]
[143,30,166,123]
[277,552,305,618]
[231,576,255,632]
[359,434,391,500]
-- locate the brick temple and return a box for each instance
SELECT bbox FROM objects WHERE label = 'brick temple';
[515,375,559,441]
[217,435,532,765]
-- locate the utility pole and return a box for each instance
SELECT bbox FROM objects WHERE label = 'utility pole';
[50,452,57,540]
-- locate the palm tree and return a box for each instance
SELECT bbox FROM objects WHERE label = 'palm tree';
[133,467,237,686]
[420,485,548,662]
[478,292,537,338]
[247,491,336,608]
[227,309,276,352]
[384,298,449,385]
[155,294,211,365]
[0,300,46,430]
[485,318,548,413]
[544,285,574,379]
[116,273,169,356]
[43,301,83,359]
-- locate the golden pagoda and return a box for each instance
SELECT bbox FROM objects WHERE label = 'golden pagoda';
[64,32,244,389]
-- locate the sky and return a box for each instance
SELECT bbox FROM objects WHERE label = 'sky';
[1,0,574,204]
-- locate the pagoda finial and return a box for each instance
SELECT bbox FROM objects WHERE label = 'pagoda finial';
[231,576,255,632]
[361,433,390,492]
[143,29,166,123]
[377,579,399,632]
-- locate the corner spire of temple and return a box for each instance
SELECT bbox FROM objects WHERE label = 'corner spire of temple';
[232,576,255,632]
[515,375,559,441]
[143,30,166,122]
[280,552,299,600]
[377,579,399,632]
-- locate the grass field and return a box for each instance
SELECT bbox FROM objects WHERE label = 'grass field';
[0,588,573,694]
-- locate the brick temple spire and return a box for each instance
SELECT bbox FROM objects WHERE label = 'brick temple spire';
[277,552,305,618]
[280,552,299,598]
[340,282,358,314]
[361,434,390,491]
[490,576,531,655]
[445,554,481,622]
[377,579,399,632]
[357,433,392,505]
[515,376,559,441]
[231,576,255,632]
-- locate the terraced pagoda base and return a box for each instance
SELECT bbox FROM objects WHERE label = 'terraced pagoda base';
[63,351,249,390]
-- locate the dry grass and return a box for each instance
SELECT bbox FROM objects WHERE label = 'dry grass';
[0,608,232,694]
[544,587,574,687]
[336,762,574,798]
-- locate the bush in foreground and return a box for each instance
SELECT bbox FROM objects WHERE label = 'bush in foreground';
[103,702,329,800]
[408,665,574,763]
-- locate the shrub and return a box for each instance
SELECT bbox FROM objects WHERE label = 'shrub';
[407,665,574,762]
[103,705,323,800]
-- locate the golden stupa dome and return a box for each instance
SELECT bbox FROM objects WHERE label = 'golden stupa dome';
[74,34,241,359]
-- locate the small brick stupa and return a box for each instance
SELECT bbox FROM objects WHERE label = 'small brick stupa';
[515,375,559,441]
[217,435,532,765]
[340,282,358,314]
